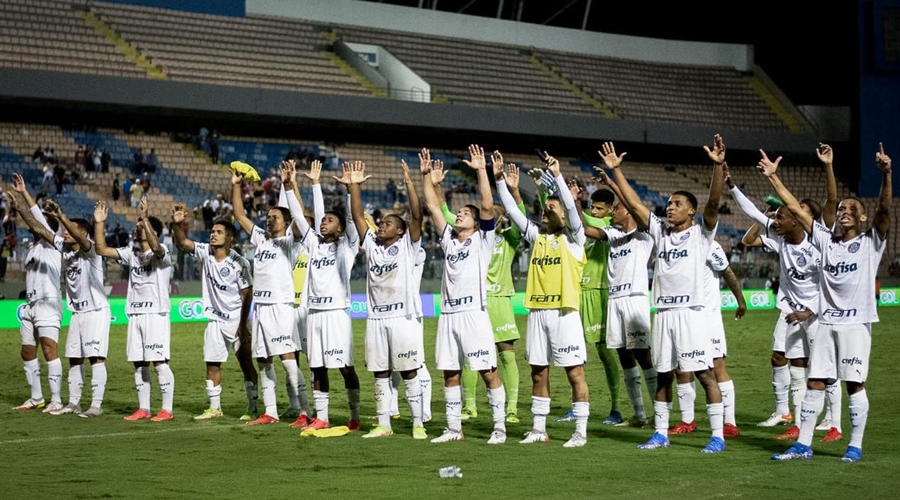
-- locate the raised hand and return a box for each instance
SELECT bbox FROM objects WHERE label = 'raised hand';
[139,195,149,219]
[304,160,322,184]
[429,159,447,185]
[876,142,892,173]
[94,200,108,223]
[400,159,412,182]
[817,143,833,165]
[599,141,627,170]
[280,160,296,186]
[172,204,186,223]
[231,170,244,185]
[349,161,371,184]
[505,163,520,190]
[333,162,353,186]
[723,162,735,189]
[12,172,26,194]
[491,151,504,179]
[703,134,726,164]
[592,166,613,186]
[546,155,561,178]
[44,199,61,218]
[757,149,782,177]
[568,179,581,200]
[462,144,486,171]
[418,148,432,176]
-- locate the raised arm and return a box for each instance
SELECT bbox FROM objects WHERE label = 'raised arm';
[600,142,649,228]
[725,164,768,226]
[496,164,530,232]
[817,143,838,228]
[757,150,813,234]
[721,265,747,319]
[702,134,726,231]
[92,200,121,259]
[281,160,308,240]
[462,144,493,218]
[334,161,371,239]
[305,160,326,227]
[7,192,55,245]
[46,200,91,252]
[231,170,254,236]
[171,203,195,254]
[741,223,764,247]
[419,148,448,234]
[139,197,165,258]
[873,142,892,239]
[401,159,422,242]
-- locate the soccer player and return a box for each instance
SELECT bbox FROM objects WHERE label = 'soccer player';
[41,199,111,417]
[8,174,64,413]
[497,155,590,448]
[589,170,657,427]
[766,144,891,462]
[441,149,523,424]
[171,205,257,421]
[340,158,426,439]
[726,165,827,441]
[604,137,728,453]
[231,163,303,426]
[94,197,176,421]
[421,144,507,445]
[668,241,747,438]
[284,160,361,434]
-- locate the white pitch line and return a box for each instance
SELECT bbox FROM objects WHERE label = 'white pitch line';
[0,424,239,445]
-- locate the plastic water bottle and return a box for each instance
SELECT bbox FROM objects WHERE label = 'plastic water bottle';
[439,466,462,478]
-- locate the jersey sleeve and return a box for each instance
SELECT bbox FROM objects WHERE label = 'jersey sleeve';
[809,220,832,251]
[707,242,729,272]
[115,246,133,266]
[238,256,253,289]
[192,242,209,263]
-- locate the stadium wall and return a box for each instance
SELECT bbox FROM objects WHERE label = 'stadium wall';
[247,0,753,70]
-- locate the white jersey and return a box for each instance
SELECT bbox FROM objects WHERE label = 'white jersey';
[301,228,356,311]
[194,242,253,322]
[761,221,821,314]
[24,235,63,304]
[363,230,420,319]
[117,245,173,315]
[702,241,729,311]
[439,221,495,313]
[810,222,885,324]
[249,225,302,304]
[647,214,716,310]
[604,226,654,299]
[413,245,426,318]
[63,243,107,313]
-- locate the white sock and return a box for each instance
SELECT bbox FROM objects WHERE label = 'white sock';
[47,358,63,403]
[135,366,151,410]
[390,371,401,416]
[404,376,423,427]
[676,382,696,423]
[347,388,360,421]
[245,380,258,414]
[848,390,868,449]
[295,368,310,415]
[487,385,506,432]
[826,381,843,431]
[444,385,462,432]
[798,389,825,446]
[68,364,85,406]
[281,358,301,412]
[789,366,806,424]
[531,396,551,434]
[374,377,392,428]
[419,364,432,422]
[643,367,658,401]
[155,363,175,412]
[206,379,222,410]
[260,363,277,418]
[313,390,330,423]
[653,400,672,435]
[718,380,736,426]
[24,358,43,401]
[773,364,790,416]
[623,366,645,418]
[707,402,724,438]
[91,362,107,409]
[573,401,589,438]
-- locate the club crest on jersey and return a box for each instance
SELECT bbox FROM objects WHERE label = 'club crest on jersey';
[797,255,807,267]
[464,239,472,247]
[388,246,399,256]
[550,239,560,249]
[219,266,231,277]
[678,232,690,242]
[328,243,337,253]
[848,242,860,253]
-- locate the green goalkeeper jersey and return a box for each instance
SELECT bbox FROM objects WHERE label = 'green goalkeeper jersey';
[581,213,611,290]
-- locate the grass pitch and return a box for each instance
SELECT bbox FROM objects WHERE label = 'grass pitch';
[1,309,897,499]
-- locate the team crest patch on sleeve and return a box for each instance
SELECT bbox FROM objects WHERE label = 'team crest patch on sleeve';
[848,242,860,253]
[388,246,399,256]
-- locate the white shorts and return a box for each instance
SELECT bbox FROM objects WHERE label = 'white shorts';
[365,315,424,372]
[251,303,297,358]
[606,296,651,350]
[293,305,308,353]
[20,299,63,345]
[772,312,814,360]
[705,309,727,359]
[808,323,871,384]
[435,310,496,371]
[525,309,587,368]
[126,313,171,362]
[651,308,712,373]
[66,307,111,359]
[307,309,353,369]
[204,319,241,363]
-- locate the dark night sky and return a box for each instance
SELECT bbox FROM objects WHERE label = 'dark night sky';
[358,0,858,106]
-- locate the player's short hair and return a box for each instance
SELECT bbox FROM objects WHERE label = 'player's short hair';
[212,218,237,241]
[590,189,615,205]
[839,196,866,214]
[383,213,407,234]
[464,204,481,221]
[325,210,346,232]
[147,216,163,238]
[800,198,823,220]
[269,207,292,224]
[671,190,698,209]
[70,218,93,236]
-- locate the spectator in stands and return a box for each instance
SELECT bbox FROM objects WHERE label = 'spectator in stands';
[74,145,86,173]
[146,149,158,173]
[130,179,144,207]
[141,176,152,200]
[0,185,7,221]
[53,163,66,196]
[32,146,44,163]
[112,175,121,203]
[101,149,111,173]
[92,148,102,173]
[123,177,134,206]
[0,233,12,282]
[133,148,146,175]
[386,179,397,204]
[45,148,56,164]
[208,130,219,163]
